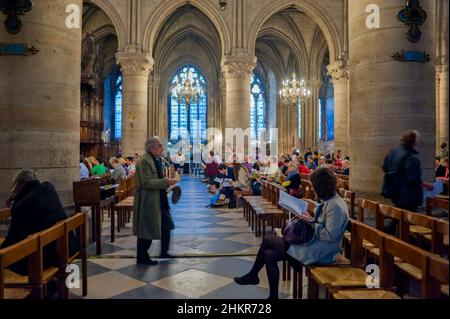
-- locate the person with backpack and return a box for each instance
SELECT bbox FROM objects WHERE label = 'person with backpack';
[381,130,434,212]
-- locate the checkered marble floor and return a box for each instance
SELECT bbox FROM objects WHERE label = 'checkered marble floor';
[71,175,306,299]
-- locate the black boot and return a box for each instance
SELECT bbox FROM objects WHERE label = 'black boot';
[234,273,260,285]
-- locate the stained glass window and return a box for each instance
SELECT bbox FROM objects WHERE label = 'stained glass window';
[169,66,207,144]
[114,74,123,139]
[250,74,266,141]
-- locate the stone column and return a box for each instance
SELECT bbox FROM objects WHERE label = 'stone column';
[349,0,436,194]
[436,0,449,148]
[116,53,153,156]
[328,60,349,156]
[0,0,82,206]
[148,74,160,138]
[221,55,257,155]
[437,64,449,147]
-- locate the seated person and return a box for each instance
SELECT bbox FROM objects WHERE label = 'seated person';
[216,164,235,204]
[282,163,301,198]
[80,155,89,180]
[297,157,310,175]
[306,155,317,171]
[91,157,108,176]
[2,169,78,275]
[281,159,291,175]
[435,156,446,178]
[109,157,127,183]
[234,167,349,299]
[267,156,282,184]
[342,159,350,176]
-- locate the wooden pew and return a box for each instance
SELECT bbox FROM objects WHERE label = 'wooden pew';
[307,220,389,299]
[384,235,446,298]
[4,222,67,299]
[65,213,87,297]
[429,219,449,257]
[427,254,449,299]
[426,197,449,217]
[0,235,40,299]
[300,180,315,200]
[358,198,378,223]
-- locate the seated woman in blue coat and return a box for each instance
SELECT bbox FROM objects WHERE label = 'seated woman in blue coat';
[234,167,349,299]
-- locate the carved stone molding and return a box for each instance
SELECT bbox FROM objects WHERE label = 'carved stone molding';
[327,60,349,83]
[116,52,154,77]
[221,55,257,80]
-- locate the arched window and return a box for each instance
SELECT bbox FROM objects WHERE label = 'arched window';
[114,74,123,140]
[169,66,207,144]
[250,73,266,141]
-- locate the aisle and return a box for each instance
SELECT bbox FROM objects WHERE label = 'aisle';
[71,175,296,299]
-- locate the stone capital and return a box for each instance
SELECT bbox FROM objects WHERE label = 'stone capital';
[116,52,154,77]
[327,60,349,83]
[221,55,257,80]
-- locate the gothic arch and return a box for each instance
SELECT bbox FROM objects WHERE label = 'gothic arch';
[86,0,126,51]
[247,0,342,62]
[142,0,231,56]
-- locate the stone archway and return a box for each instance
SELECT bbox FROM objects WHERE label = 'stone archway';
[142,0,231,56]
[247,0,342,63]
[86,0,127,51]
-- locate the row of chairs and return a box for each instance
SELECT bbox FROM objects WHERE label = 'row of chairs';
[0,212,87,299]
[354,199,449,258]
[115,175,136,232]
[242,181,289,238]
[307,219,448,299]
[280,196,448,299]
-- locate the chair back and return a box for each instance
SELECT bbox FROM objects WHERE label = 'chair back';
[358,198,378,223]
[376,204,403,235]
[0,235,40,299]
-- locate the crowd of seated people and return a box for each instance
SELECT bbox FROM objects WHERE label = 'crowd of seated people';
[79,154,138,182]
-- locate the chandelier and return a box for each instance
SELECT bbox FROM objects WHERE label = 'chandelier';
[172,67,203,106]
[279,72,311,106]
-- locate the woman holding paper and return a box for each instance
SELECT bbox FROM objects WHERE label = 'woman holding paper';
[234,167,349,299]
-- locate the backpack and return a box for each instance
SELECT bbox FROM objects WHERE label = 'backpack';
[381,150,410,200]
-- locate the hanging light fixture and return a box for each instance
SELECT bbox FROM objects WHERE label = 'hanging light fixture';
[279,22,311,106]
[279,72,311,106]
[171,6,203,107]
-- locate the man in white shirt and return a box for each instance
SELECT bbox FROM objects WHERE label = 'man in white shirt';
[80,157,89,180]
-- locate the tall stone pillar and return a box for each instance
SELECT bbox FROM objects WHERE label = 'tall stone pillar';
[148,75,160,138]
[349,0,436,194]
[116,53,153,156]
[328,60,349,156]
[0,0,82,206]
[221,55,257,156]
[436,0,449,148]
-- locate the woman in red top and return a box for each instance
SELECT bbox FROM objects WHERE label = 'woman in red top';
[297,156,310,175]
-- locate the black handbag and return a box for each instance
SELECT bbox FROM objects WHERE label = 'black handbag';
[281,204,324,245]
[281,219,314,245]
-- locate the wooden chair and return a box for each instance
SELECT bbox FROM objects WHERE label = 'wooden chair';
[338,190,355,219]
[384,235,436,298]
[336,179,350,191]
[65,213,87,297]
[0,235,40,299]
[5,222,67,299]
[300,180,315,200]
[429,218,449,257]
[426,197,449,217]
[427,254,449,299]
[73,179,115,254]
[358,198,378,223]
[307,220,389,299]
[400,210,433,249]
